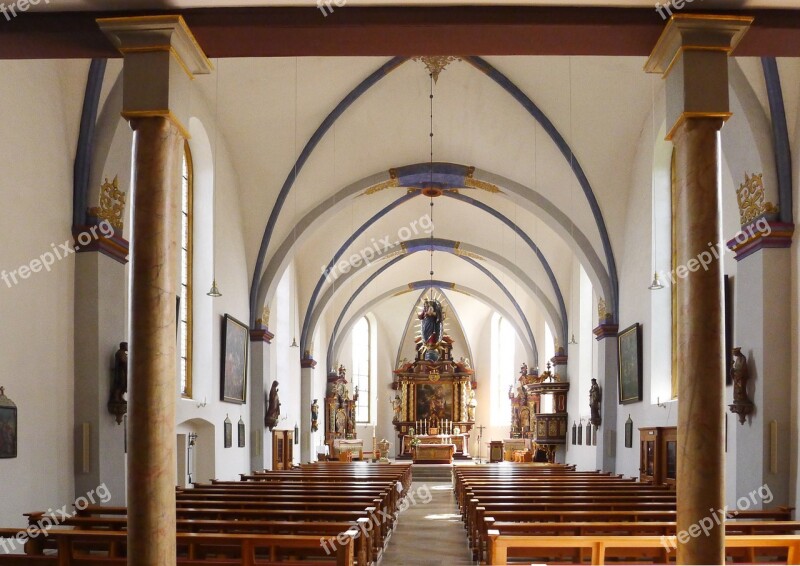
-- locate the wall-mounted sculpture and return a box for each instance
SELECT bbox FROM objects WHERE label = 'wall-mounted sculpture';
[728,347,754,424]
[107,342,128,425]
[265,380,281,431]
[311,399,319,432]
[589,378,602,428]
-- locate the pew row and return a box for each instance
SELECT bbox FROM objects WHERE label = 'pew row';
[485,532,800,565]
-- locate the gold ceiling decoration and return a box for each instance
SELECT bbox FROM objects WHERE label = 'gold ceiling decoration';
[361,168,399,196]
[464,167,502,194]
[453,242,485,261]
[89,175,126,232]
[412,56,462,83]
[736,172,778,225]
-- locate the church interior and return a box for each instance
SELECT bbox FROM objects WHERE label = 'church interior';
[2,1,800,564]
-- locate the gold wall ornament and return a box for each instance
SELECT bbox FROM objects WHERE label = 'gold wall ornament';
[89,176,126,232]
[256,306,270,328]
[597,298,609,322]
[412,56,462,83]
[736,172,778,225]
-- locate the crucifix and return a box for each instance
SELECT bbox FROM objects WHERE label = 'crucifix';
[475,424,486,464]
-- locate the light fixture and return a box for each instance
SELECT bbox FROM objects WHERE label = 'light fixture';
[207,59,222,297]
[568,333,578,345]
[649,272,664,291]
[648,74,663,292]
[207,279,222,298]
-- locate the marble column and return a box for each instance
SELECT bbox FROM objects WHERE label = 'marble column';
[97,16,212,566]
[127,116,183,563]
[673,118,726,564]
[646,15,752,565]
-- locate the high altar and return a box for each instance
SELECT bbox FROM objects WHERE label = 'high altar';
[390,296,476,462]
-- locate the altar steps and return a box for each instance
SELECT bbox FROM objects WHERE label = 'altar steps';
[411,464,455,483]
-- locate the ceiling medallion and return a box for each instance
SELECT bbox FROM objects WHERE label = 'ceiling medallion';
[421,186,443,198]
[413,56,462,83]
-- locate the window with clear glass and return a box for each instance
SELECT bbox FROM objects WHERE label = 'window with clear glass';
[491,313,516,425]
[351,317,371,423]
[180,142,193,398]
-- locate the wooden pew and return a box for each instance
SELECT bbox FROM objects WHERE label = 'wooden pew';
[0,528,358,565]
[71,506,383,563]
[483,519,800,563]
[485,532,800,565]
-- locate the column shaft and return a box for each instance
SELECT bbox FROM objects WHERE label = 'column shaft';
[127,117,182,565]
[673,118,726,565]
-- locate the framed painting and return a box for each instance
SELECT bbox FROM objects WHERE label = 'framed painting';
[221,314,248,404]
[0,406,17,459]
[618,323,643,404]
[414,383,454,421]
[0,387,17,459]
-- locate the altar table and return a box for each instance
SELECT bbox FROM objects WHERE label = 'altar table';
[401,434,469,457]
[413,443,455,464]
[332,439,363,460]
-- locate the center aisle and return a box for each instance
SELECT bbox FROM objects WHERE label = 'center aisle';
[380,477,474,565]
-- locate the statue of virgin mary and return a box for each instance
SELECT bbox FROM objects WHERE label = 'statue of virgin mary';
[418,299,444,347]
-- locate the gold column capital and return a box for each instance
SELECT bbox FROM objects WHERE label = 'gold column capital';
[96,15,213,78]
[644,15,753,76]
[97,15,212,138]
[645,15,753,141]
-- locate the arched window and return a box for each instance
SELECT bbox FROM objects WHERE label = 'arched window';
[491,313,516,425]
[351,317,371,423]
[179,141,193,398]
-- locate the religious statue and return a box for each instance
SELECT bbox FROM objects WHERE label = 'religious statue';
[391,394,402,422]
[418,299,444,360]
[107,342,128,425]
[520,362,528,377]
[265,380,281,430]
[589,378,602,427]
[311,399,319,432]
[467,389,477,421]
[729,347,754,424]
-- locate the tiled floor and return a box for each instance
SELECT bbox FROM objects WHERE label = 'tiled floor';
[380,481,474,565]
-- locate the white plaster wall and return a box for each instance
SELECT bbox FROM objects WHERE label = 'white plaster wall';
[0,60,84,528]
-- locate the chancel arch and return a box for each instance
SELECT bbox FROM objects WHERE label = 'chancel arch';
[329,281,537,370]
[302,237,561,363]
